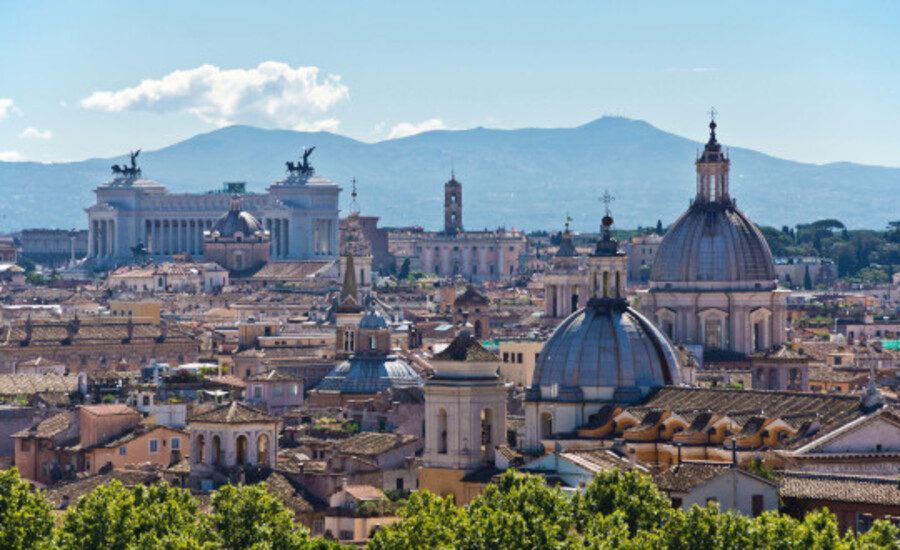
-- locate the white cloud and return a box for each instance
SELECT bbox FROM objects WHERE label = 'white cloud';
[0,98,19,121]
[388,118,446,139]
[293,118,341,133]
[0,151,25,162]
[20,127,53,140]
[80,61,349,129]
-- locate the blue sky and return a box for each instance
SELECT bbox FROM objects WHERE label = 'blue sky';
[1,0,898,165]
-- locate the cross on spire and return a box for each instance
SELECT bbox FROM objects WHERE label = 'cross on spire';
[565,211,572,232]
[350,177,360,214]
[601,190,615,217]
[709,106,718,122]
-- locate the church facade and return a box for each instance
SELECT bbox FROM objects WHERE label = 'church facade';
[387,174,528,282]
[640,120,788,357]
[85,150,340,270]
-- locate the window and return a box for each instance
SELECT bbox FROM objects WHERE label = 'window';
[671,498,683,508]
[20,440,30,452]
[171,437,181,450]
[252,385,263,400]
[289,383,299,396]
[149,439,159,454]
[503,352,509,363]
[312,519,324,535]
[517,353,523,364]
[369,336,376,350]
[752,494,764,517]
[273,384,283,397]
[704,319,722,349]
[396,477,405,490]
[339,530,354,541]
[706,497,718,505]
[119,446,127,456]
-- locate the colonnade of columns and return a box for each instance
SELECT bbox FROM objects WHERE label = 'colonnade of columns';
[264,218,290,259]
[143,219,213,256]
[313,218,334,256]
[89,219,116,258]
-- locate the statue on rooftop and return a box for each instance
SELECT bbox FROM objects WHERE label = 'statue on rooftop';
[286,146,316,178]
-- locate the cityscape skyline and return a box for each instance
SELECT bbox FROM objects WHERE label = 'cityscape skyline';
[1,1,899,166]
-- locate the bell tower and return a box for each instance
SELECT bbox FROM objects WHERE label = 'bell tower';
[695,109,731,204]
[586,191,627,300]
[444,172,463,235]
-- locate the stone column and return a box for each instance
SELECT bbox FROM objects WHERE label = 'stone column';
[282,218,289,259]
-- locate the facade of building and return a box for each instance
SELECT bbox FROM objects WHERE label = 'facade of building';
[203,196,271,274]
[85,152,340,269]
[641,120,788,356]
[543,225,588,319]
[12,229,88,267]
[387,174,527,282]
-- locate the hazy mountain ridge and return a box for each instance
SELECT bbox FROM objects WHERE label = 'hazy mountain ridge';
[1,117,897,233]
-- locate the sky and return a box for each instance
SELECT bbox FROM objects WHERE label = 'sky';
[1,0,898,165]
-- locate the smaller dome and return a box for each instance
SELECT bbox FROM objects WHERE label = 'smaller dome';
[359,308,388,330]
[211,196,264,237]
[315,356,422,394]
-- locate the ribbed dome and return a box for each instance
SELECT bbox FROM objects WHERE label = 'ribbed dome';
[211,197,264,237]
[530,298,680,403]
[315,356,422,394]
[650,203,775,286]
[359,308,388,330]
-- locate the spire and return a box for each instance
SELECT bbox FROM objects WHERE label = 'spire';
[349,177,360,215]
[555,213,578,258]
[339,254,361,313]
[695,110,731,204]
[592,190,619,257]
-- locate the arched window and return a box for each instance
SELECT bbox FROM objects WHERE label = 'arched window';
[257,434,270,465]
[196,435,206,464]
[540,412,553,440]
[437,409,448,454]
[480,408,493,462]
[236,435,248,466]
[212,435,222,467]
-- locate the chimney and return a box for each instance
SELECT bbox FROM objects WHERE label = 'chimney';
[22,315,33,345]
[157,319,168,342]
[731,438,737,468]
[677,443,682,465]
[124,318,134,343]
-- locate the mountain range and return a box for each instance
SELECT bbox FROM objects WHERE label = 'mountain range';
[2,117,898,233]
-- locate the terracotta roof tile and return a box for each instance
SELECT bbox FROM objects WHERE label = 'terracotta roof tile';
[344,484,385,501]
[191,401,278,424]
[83,404,139,417]
[433,334,498,362]
[12,412,70,439]
[337,432,417,457]
[779,471,900,506]
[654,462,732,493]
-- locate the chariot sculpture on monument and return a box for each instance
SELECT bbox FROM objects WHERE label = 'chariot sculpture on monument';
[285,146,316,181]
[111,149,142,180]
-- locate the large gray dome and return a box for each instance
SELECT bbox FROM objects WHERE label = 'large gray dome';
[650,202,775,286]
[529,298,680,403]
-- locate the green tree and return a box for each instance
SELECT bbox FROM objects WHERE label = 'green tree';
[463,470,576,550]
[573,469,670,535]
[57,481,215,549]
[0,468,53,550]
[369,491,462,550]
[211,483,308,550]
[398,258,411,280]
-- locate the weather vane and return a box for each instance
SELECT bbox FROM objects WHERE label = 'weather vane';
[601,190,615,217]
[709,106,718,122]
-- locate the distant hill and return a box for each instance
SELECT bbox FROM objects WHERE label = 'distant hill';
[2,117,898,233]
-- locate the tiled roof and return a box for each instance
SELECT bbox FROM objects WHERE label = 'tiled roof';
[191,401,278,424]
[0,373,77,396]
[44,469,162,508]
[265,471,324,513]
[246,370,302,383]
[560,450,642,473]
[654,462,733,493]
[0,320,194,347]
[638,387,866,450]
[433,334,498,362]
[12,412,70,439]
[344,484,385,501]
[454,286,489,306]
[337,432,417,457]
[83,404,139,417]
[250,261,335,280]
[779,471,900,506]
[750,344,809,361]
